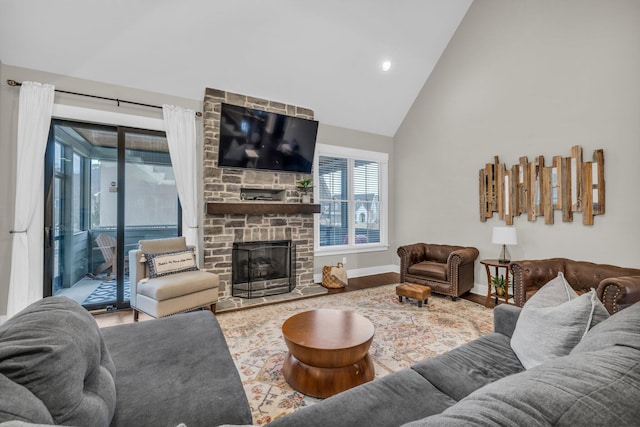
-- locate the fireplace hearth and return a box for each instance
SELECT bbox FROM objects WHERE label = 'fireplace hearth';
[232,240,296,298]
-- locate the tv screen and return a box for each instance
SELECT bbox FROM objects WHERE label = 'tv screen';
[217,103,318,174]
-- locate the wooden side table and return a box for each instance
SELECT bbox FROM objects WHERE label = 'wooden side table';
[480,259,512,308]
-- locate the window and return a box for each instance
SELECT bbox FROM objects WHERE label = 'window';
[314,144,388,254]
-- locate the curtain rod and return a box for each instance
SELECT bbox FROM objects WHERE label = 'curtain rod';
[6,79,202,118]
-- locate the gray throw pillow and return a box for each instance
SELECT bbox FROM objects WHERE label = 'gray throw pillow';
[571,300,640,354]
[510,272,609,369]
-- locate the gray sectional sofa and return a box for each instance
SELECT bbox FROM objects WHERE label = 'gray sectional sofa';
[0,297,252,427]
[268,300,640,427]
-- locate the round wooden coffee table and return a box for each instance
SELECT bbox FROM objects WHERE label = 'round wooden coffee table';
[282,309,375,398]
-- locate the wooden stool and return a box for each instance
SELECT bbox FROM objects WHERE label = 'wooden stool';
[396,283,431,307]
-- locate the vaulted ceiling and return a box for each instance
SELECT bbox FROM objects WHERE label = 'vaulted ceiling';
[0,0,472,136]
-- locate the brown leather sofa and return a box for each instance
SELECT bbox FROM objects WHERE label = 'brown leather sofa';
[510,258,640,314]
[397,243,479,300]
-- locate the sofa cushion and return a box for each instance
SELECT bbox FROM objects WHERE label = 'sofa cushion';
[493,304,522,338]
[101,310,252,427]
[408,261,447,281]
[267,368,456,427]
[138,270,219,301]
[411,332,524,401]
[510,273,609,369]
[145,248,198,278]
[402,344,640,427]
[0,297,116,427]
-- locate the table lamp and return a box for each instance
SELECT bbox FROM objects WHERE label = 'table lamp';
[492,227,517,264]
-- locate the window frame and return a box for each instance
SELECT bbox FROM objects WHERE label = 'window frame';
[313,143,389,255]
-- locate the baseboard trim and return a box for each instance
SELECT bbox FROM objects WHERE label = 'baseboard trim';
[314,264,399,284]
[472,283,488,297]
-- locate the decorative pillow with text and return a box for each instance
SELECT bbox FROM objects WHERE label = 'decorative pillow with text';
[145,249,197,278]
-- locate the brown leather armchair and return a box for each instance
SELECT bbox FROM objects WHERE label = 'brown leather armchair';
[397,243,479,300]
[510,258,640,314]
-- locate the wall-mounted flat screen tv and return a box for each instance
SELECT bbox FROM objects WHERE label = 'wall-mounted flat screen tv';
[217,103,318,174]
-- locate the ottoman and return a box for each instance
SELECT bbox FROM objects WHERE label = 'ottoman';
[396,283,431,307]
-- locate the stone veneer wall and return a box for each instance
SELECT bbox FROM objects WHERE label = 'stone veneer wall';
[202,88,315,298]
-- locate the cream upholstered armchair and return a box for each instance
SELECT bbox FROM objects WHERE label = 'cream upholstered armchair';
[129,236,219,321]
[397,243,479,300]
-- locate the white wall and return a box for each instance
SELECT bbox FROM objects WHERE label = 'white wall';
[394,0,640,293]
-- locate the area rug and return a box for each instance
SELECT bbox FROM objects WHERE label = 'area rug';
[216,284,494,425]
[82,279,130,305]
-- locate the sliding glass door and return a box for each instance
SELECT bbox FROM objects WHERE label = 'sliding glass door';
[44,120,179,311]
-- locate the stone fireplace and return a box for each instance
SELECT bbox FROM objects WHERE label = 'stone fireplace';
[202,88,317,299]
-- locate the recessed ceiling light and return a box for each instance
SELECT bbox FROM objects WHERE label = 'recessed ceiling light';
[382,60,391,72]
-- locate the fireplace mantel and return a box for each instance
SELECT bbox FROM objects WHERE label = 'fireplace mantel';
[207,202,321,215]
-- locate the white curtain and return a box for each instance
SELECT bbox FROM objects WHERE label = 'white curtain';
[162,104,199,256]
[7,82,55,318]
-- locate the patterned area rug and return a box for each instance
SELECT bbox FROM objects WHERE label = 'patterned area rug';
[216,284,494,425]
[82,279,130,305]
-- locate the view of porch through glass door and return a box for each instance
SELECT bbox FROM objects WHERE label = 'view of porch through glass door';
[45,120,179,310]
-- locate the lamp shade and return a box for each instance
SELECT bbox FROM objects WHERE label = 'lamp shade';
[492,227,518,245]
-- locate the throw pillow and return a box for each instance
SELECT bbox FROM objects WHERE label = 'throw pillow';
[571,300,640,354]
[145,249,198,278]
[510,272,609,369]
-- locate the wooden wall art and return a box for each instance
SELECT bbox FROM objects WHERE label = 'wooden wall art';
[479,145,604,225]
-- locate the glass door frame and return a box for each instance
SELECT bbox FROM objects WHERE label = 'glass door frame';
[44,120,181,312]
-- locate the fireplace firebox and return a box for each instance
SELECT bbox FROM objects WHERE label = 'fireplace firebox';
[232,240,296,298]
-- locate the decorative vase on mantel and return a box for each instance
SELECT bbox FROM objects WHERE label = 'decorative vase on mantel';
[301,194,311,203]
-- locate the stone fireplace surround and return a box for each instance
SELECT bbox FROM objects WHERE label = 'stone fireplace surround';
[203,88,317,300]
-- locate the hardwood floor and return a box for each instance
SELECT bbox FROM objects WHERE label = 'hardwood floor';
[93,309,153,327]
[93,272,492,327]
[328,272,401,293]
